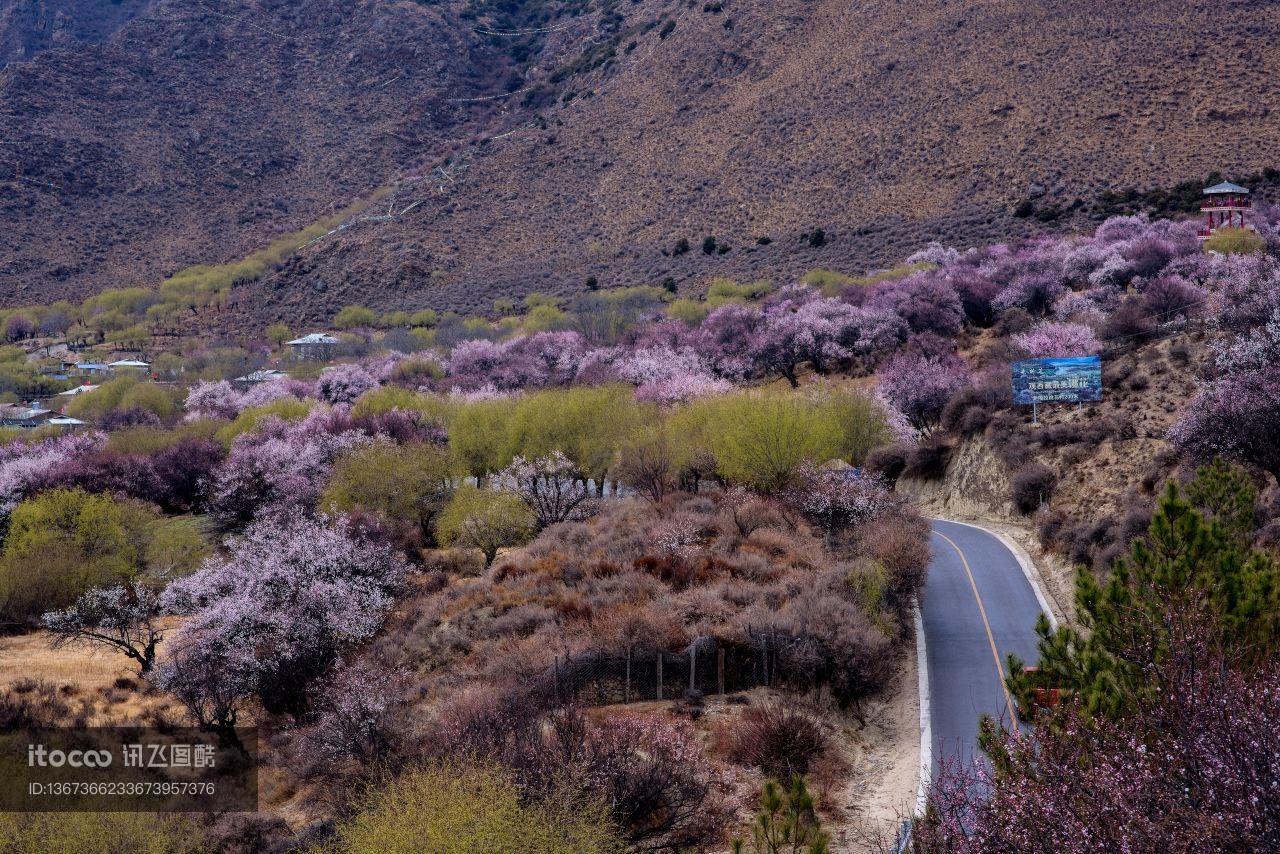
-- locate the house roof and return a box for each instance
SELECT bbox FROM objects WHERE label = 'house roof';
[108,359,150,368]
[0,405,53,421]
[287,333,340,345]
[1204,181,1250,195]
[58,384,99,396]
[235,369,288,383]
[47,417,86,426]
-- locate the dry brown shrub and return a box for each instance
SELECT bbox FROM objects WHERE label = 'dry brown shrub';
[365,490,929,748]
[742,526,823,570]
[718,488,786,538]
[807,739,852,804]
[859,511,931,614]
[715,701,829,781]
[550,591,593,622]
[423,547,485,577]
[1011,462,1058,514]
[0,679,73,730]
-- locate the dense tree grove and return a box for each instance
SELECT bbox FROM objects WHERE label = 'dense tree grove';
[916,634,1280,853]
[0,487,160,623]
[1170,356,1280,481]
[1010,480,1280,720]
[1011,321,1102,358]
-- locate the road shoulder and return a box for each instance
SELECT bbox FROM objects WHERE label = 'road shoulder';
[831,638,921,851]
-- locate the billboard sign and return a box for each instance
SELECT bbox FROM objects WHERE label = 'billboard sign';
[1011,356,1102,405]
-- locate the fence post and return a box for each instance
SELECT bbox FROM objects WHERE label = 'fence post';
[762,632,773,691]
[760,638,768,689]
[624,644,632,705]
[656,651,664,701]
[717,647,725,696]
[689,643,697,695]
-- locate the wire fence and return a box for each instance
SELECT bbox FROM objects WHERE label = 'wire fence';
[535,631,805,708]
[1100,304,1216,357]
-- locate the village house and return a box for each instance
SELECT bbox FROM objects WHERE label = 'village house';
[233,368,289,389]
[108,359,151,374]
[287,333,340,361]
[0,402,56,428]
[57,384,99,399]
[60,360,111,380]
[0,398,88,430]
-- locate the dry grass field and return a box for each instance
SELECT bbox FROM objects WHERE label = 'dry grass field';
[0,625,182,724]
[0,630,136,691]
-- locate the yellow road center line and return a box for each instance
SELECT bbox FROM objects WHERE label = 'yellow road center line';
[934,530,1019,726]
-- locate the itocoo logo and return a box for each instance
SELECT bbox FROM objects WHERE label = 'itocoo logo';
[27,744,113,768]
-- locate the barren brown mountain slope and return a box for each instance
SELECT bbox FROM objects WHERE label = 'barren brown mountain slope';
[239,0,1280,321]
[0,0,153,68]
[0,0,598,305]
[5,0,1280,321]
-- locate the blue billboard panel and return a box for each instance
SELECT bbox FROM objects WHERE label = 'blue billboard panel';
[1012,356,1102,405]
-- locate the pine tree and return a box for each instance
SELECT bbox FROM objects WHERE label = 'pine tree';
[1183,457,1259,545]
[734,776,830,854]
[1008,482,1280,721]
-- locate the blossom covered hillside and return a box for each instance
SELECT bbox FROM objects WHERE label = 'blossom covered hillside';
[2,204,1280,849]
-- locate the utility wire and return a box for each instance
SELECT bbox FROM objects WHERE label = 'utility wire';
[196,3,294,41]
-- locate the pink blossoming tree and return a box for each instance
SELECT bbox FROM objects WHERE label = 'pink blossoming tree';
[1012,321,1102,358]
[208,410,369,528]
[317,362,379,404]
[876,354,968,434]
[617,346,730,404]
[156,512,408,725]
[493,452,597,528]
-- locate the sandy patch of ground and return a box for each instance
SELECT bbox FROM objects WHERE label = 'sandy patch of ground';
[828,643,919,852]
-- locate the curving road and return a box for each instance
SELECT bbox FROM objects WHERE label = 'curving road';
[919,519,1051,779]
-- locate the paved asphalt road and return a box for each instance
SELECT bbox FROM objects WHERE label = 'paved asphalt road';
[921,519,1048,774]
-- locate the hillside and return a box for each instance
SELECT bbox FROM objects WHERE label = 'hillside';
[1,185,1279,849]
[6,0,1280,322]
[0,0,153,67]
[247,0,1280,323]
[0,0,596,306]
